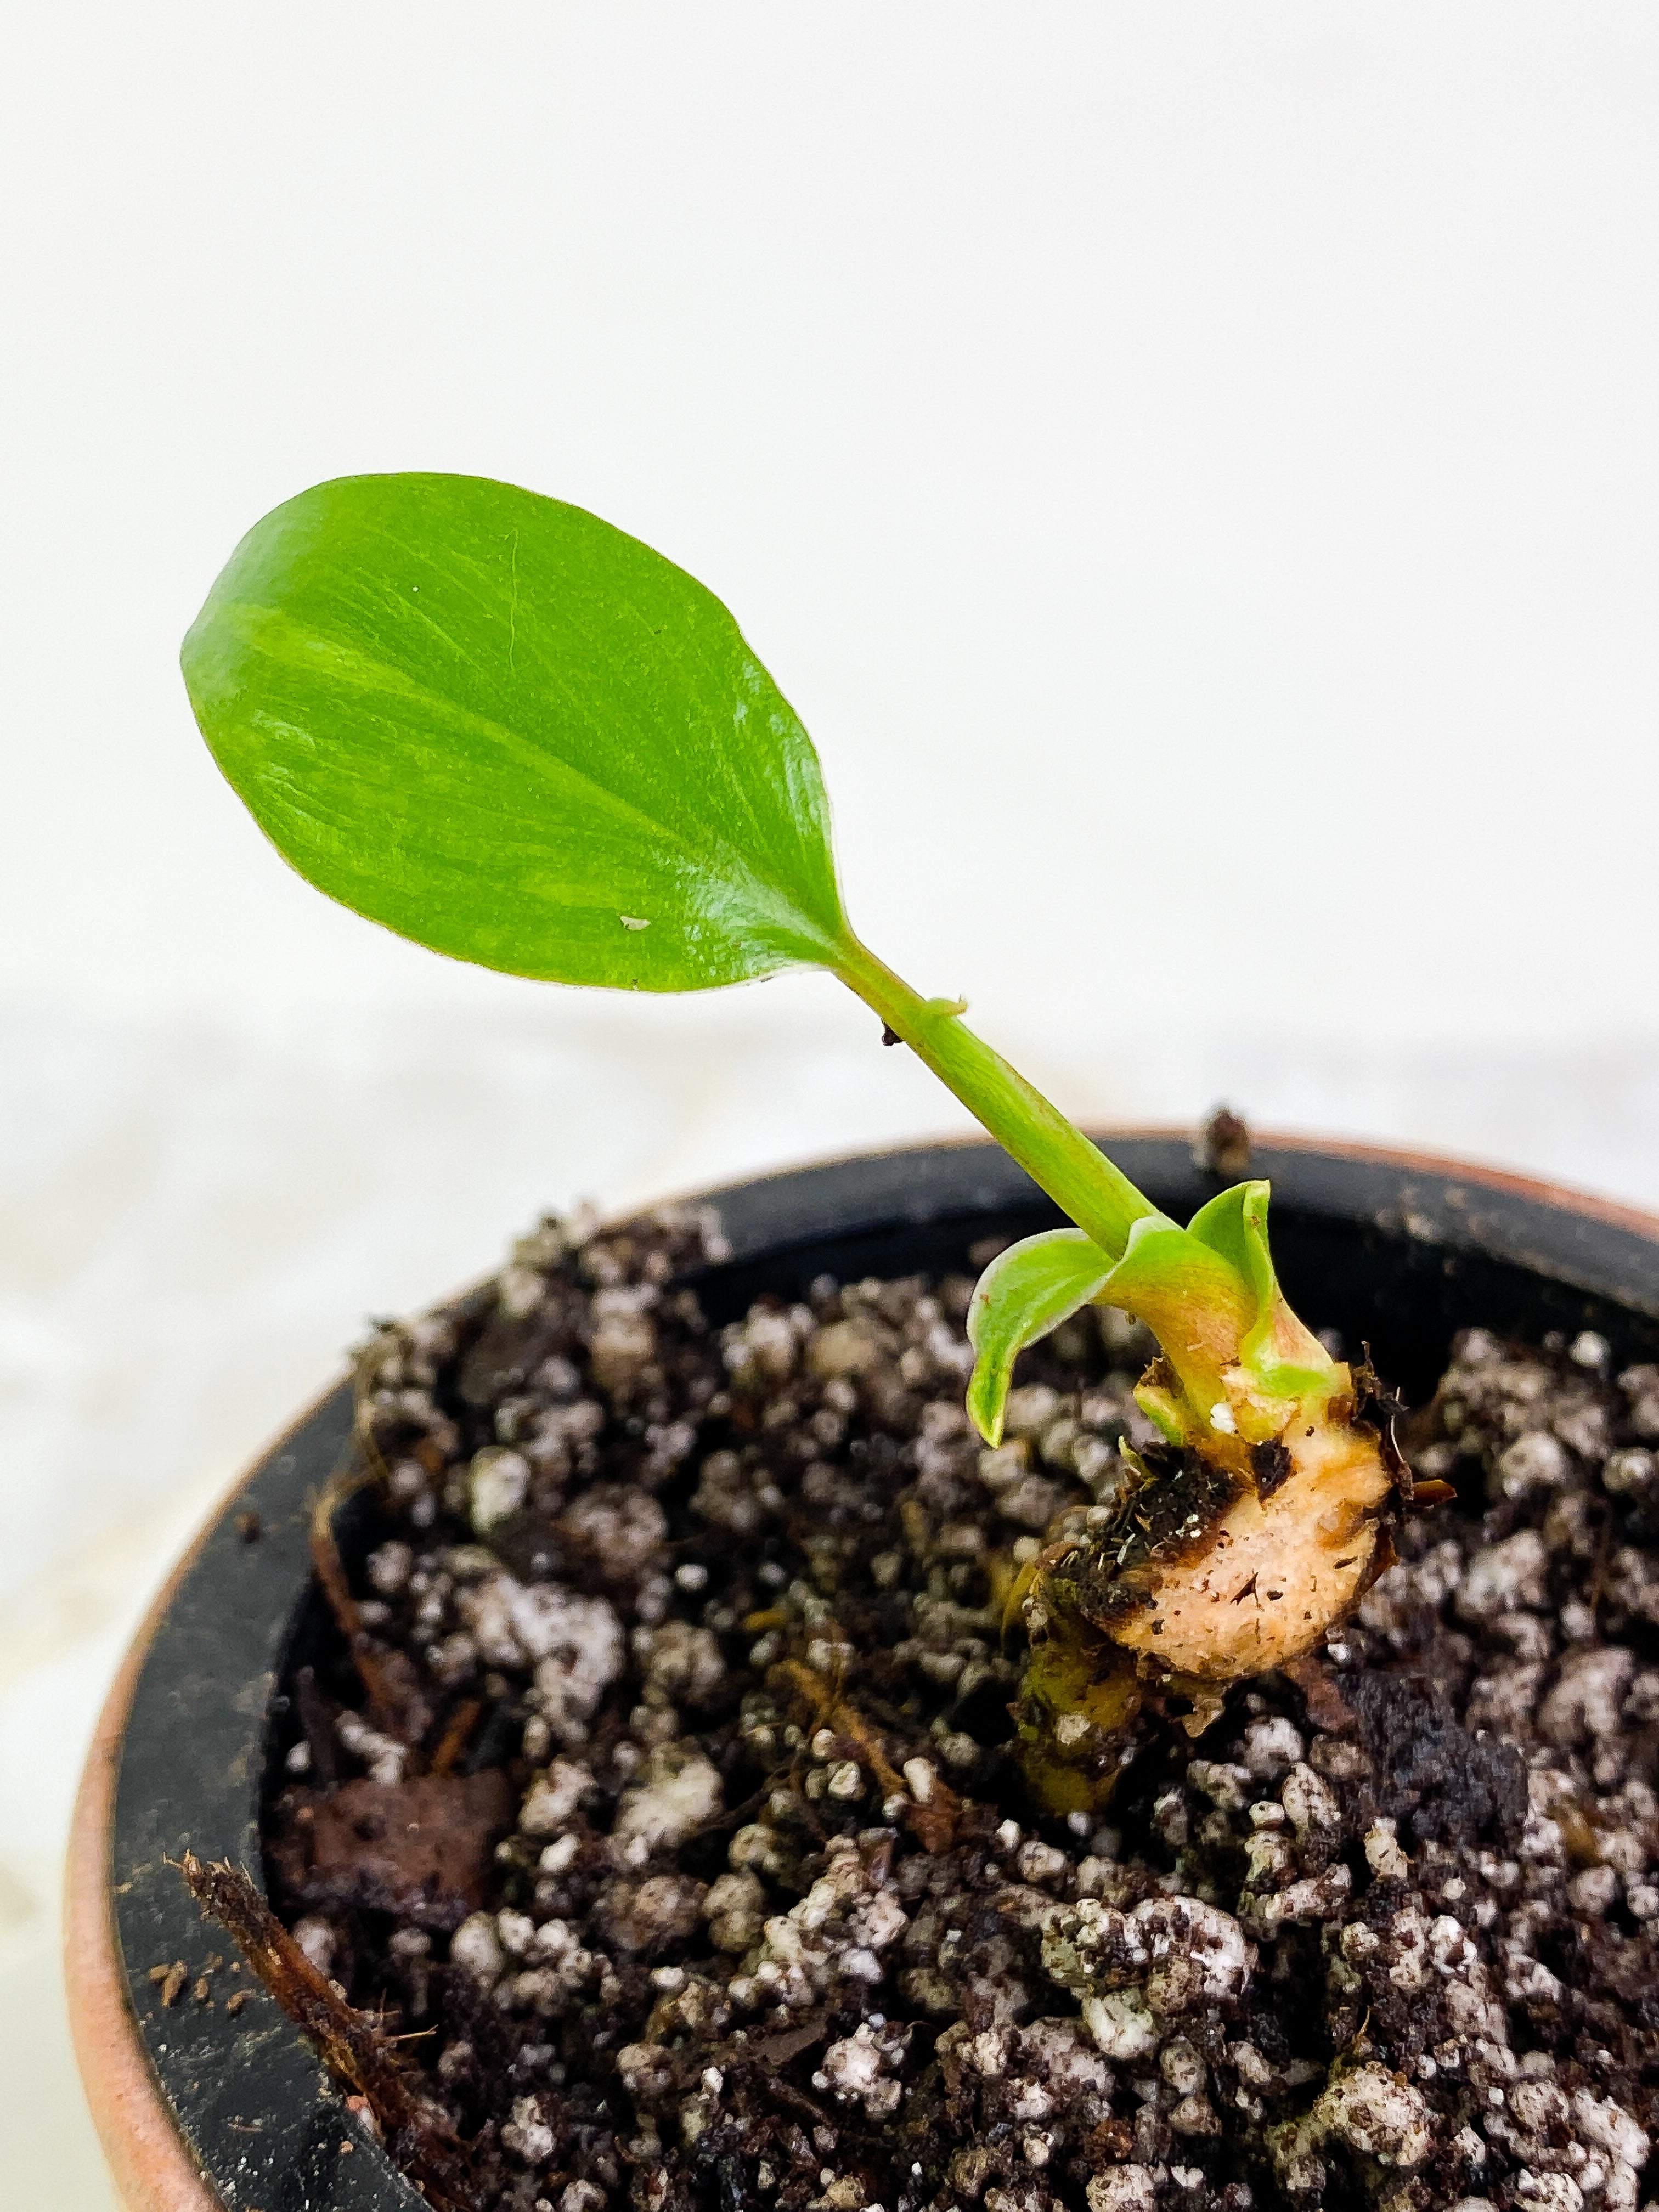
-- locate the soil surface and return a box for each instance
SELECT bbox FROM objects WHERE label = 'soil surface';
[262,1203,1659,2212]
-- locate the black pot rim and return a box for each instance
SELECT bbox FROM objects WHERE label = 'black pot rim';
[71,1130,1659,2211]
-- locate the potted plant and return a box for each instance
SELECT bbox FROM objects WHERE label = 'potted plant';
[68,477,1659,2212]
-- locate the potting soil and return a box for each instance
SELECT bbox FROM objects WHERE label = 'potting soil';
[263,1204,1659,2212]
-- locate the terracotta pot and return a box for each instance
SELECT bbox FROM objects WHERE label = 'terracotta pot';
[65,1131,1659,2210]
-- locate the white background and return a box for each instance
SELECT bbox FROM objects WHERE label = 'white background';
[3,5,1657,2197]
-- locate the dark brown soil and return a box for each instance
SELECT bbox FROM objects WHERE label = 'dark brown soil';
[262,1203,1659,2212]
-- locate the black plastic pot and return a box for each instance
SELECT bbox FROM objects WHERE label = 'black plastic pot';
[67,1132,1659,2210]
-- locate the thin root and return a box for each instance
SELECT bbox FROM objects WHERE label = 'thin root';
[772,1658,960,1854]
[309,1469,416,1745]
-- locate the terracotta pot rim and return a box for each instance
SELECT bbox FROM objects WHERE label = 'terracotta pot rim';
[62,1126,1659,2211]
[65,1373,351,2212]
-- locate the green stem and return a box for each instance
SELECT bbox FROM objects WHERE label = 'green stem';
[833,939,1161,1260]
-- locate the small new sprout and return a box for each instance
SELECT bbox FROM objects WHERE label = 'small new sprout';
[182,472,1403,1816]
[968,1184,1395,1811]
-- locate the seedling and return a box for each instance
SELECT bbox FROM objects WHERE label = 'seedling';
[182,473,1398,1813]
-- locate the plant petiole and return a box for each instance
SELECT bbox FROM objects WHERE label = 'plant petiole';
[832,938,1163,1263]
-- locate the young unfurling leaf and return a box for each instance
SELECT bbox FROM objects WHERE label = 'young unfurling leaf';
[967,1181,1340,1453]
[966,1229,1119,1446]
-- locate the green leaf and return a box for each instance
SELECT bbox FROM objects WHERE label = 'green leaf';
[181,474,853,990]
[966,1229,1116,1445]
[1183,1182,1278,1318]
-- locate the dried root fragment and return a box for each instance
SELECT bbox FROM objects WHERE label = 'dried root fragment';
[177,1853,484,2212]
[771,1657,961,1853]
